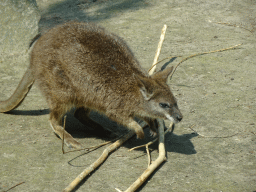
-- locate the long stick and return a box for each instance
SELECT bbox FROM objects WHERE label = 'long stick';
[169,43,242,79]
[63,131,136,192]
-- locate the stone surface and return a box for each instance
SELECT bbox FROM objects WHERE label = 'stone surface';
[0,0,255,191]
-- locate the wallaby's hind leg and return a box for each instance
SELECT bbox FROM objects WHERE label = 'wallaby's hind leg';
[74,107,112,136]
[50,109,82,149]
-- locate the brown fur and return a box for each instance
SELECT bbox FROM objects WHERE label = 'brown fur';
[0,22,182,149]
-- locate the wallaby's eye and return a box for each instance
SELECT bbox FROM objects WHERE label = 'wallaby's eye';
[159,103,169,108]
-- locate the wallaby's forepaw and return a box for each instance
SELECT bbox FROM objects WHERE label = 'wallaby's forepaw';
[136,130,145,139]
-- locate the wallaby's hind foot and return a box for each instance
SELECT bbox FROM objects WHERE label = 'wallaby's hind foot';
[50,117,83,149]
[74,107,113,137]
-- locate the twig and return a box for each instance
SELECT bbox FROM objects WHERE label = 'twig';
[61,115,121,154]
[4,181,25,192]
[210,20,253,34]
[169,43,242,79]
[63,131,136,192]
[189,124,239,138]
[128,139,156,152]
[63,137,121,154]
[62,115,67,154]
[148,24,167,75]
[146,145,151,167]
[128,122,173,152]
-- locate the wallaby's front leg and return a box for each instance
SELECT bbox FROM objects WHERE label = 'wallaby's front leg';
[50,111,82,149]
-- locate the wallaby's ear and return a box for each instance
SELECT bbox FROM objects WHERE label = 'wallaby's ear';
[133,74,153,100]
[151,66,174,82]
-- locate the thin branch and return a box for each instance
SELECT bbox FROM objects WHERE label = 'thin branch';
[4,181,25,192]
[62,115,67,154]
[61,115,121,154]
[189,124,239,138]
[128,139,156,152]
[148,25,167,75]
[210,20,253,34]
[63,131,136,192]
[128,122,173,152]
[146,145,151,167]
[169,43,242,79]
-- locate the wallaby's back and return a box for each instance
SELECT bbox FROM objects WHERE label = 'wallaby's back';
[31,22,147,116]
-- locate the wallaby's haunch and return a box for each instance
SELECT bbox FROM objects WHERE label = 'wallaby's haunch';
[0,22,182,149]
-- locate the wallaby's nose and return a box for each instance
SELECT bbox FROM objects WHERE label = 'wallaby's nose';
[176,114,183,122]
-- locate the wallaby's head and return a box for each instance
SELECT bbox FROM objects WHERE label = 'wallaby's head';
[134,66,183,123]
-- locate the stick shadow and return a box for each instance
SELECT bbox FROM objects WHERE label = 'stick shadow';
[4,108,49,116]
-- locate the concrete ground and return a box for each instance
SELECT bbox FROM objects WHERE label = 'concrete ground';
[0,0,255,191]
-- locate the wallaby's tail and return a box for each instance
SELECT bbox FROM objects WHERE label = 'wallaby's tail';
[0,68,34,112]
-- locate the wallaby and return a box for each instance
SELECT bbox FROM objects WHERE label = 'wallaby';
[0,22,182,149]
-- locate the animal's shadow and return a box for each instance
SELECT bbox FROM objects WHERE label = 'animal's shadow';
[6,108,197,156]
[63,110,197,157]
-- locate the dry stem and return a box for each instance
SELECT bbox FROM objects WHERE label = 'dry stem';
[148,25,167,75]
[62,115,67,154]
[148,44,242,79]
[4,181,25,192]
[189,124,239,138]
[169,43,242,79]
[61,115,120,154]
[128,122,173,152]
[210,20,253,34]
[63,131,136,192]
